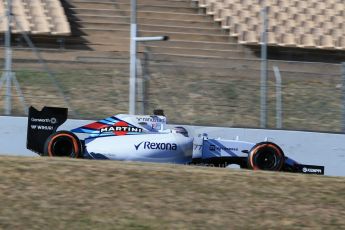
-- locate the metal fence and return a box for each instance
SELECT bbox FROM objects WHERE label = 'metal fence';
[0,49,344,133]
[0,0,344,133]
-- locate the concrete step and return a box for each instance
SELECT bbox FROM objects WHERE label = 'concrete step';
[74,36,241,50]
[68,0,193,8]
[78,21,223,35]
[73,14,215,28]
[75,38,241,51]
[28,35,87,44]
[70,8,211,21]
[144,39,240,50]
[105,45,241,54]
[143,45,252,58]
[69,2,198,14]
[14,43,92,50]
[81,28,232,43]
[140,24,224,36]
[80,35,125,44]
[138,17,217,28]
[18,41,248,59]
[0,47,131,63]
[71,15,130,24]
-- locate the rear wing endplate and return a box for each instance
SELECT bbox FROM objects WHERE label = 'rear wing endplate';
[27,106,68,154]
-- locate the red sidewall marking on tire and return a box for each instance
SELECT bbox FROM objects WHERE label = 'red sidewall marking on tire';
[48,133,79,157]
[250,144,283,170]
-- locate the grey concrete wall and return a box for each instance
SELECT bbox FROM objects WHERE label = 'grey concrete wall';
[0,116,93,157]
[183,125,345,177]
[1,116,344,176]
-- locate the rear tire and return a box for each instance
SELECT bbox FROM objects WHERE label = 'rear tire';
[43,131,82,158]
[247,142,285,171]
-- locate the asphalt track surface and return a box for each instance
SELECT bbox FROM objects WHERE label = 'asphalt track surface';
[0,116,344,176]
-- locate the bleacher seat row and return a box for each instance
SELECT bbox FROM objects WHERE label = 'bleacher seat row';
[192,0,345,50]
[0,0,70,35]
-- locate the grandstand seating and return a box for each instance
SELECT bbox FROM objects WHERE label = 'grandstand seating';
[0,0,70,35]
[194,0,345,50]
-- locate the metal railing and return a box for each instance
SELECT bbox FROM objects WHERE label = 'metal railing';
[1,55,343,133]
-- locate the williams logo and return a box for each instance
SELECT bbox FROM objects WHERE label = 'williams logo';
[209,144,238,152]
[134,141,177,151]
[136,117,166,123]
[209,145,216,151]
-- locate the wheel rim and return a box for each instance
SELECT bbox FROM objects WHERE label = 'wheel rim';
[52,137,75,157]
[251,145,283,171]
[255,150,278,170]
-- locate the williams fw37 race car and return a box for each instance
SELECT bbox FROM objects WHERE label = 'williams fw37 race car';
[27,106,324,175]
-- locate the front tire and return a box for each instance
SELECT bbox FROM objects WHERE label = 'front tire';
[247,142,285,171]
[43,131,82,158]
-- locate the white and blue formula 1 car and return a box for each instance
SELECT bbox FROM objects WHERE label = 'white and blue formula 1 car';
[26,106,324,175]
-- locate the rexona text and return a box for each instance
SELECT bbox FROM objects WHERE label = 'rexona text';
[135,141,177,151]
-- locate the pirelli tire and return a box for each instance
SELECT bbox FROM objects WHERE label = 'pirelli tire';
[247,142,285,171]
[43,131,82,158]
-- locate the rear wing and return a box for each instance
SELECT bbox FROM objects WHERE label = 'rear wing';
[27,106,68,154]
